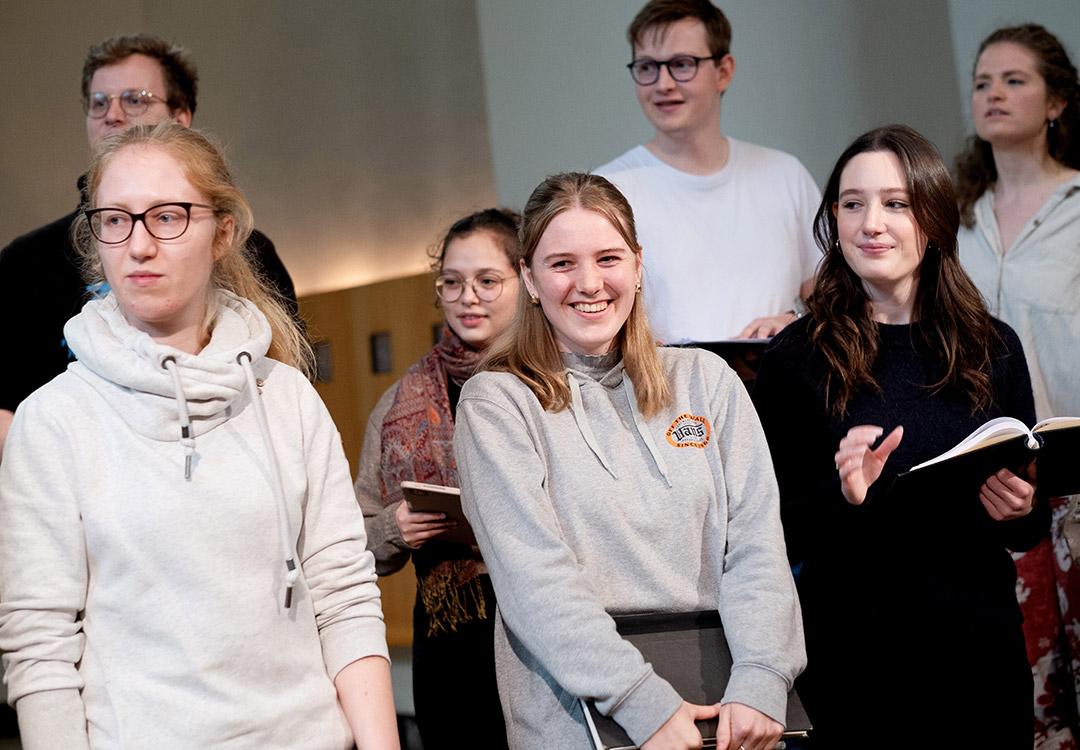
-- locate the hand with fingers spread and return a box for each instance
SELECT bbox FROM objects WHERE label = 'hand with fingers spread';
[736,312,797,340]
[834,424,904,505]
[394,501,456,549]
[979,466,1036,521]
[642,701,720,750]
[715,702,783,750]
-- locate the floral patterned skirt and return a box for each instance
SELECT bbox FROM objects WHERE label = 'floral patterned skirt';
[1015,495,1080,749]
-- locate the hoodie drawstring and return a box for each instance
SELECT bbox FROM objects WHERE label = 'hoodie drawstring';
[565,369,672,487]
[622,376,672,487]
[237,352,301,609]
[566,371,618,480]
[162,357,196,481]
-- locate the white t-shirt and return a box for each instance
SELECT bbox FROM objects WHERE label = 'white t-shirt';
[595,139,821,343]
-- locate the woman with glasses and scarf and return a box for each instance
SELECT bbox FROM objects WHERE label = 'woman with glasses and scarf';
[0,121,397,749]
[354,208,520,749]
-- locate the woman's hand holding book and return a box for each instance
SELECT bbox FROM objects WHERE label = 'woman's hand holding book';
[979,466,1036,521]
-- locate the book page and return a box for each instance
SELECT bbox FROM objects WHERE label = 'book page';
[1034,416,1080,432]
[909,416,1029,471]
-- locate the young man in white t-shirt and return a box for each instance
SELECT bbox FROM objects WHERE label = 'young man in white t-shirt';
[596,0,820,344]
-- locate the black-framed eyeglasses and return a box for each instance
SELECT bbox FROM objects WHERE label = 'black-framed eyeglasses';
[84,89,168,119]
[627,54,724,86]
[85,202,215,244]
[435,272,507,303]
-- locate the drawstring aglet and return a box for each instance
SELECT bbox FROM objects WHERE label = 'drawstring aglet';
[284,558,299,608]
[181,424,193,481]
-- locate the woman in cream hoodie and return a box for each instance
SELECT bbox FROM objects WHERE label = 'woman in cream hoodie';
[0,122,398,750]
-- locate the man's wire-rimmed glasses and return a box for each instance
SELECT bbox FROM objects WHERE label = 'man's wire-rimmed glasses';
[84,89,168,118]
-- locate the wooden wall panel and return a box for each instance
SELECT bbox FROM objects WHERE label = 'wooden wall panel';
[300,273,444,647]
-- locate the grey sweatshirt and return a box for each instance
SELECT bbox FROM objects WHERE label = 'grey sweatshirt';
[453,347,805,749]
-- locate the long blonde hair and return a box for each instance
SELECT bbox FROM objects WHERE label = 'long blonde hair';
[72,121,314,378]
[482,172,671,417]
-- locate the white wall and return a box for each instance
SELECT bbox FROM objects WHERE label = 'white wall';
[0,0,498,296]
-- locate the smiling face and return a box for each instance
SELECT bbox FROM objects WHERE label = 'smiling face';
[439,230,519,351]
[973,42,1064,148]
[834,150,927,310]
[86,54,192,150]
[95,145,224,347]
[632,17,731,139]
[522,207,642,356]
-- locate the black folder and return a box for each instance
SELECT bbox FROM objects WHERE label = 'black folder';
[581,610,810,750]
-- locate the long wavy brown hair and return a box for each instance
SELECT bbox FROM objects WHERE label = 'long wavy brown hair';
[955,24,1080,227]
[809,125,998,417]
[481,172,671,417]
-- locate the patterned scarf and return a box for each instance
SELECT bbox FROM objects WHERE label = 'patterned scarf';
[378,327,487,635]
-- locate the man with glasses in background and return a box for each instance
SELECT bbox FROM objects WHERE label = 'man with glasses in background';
[595,0,819,345]
[0,34,296,458]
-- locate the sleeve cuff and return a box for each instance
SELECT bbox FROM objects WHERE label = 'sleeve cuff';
[15,689,90,750]
[722,663,792,726]
[608,671,683,747]
[320,615,391,680]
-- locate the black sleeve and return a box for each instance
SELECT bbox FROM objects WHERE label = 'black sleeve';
[752,329,842,566]
[0,215,86,413]
[247,229,299,319]
[989,321,1049,552]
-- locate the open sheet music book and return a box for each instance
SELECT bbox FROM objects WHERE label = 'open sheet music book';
[894,416,1080,497]
[580,610,810,750]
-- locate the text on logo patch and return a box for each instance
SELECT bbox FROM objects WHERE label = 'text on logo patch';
[665,413,711,448]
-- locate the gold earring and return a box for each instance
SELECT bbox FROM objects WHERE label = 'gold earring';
[635,281,642,293]
[530,295,540,306]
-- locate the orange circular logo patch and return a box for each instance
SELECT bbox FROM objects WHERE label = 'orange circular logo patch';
[665,413,711,448]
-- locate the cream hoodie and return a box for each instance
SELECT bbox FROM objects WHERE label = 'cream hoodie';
[0,292,387,749]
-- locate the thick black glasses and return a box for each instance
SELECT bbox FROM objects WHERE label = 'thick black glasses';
[435,273,506,303]
[85,202,215,244]
[627,54,723,85]
[84,89,167,118]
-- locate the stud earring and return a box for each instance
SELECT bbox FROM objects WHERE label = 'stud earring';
[529,295,540,306]
[635,281,642,293]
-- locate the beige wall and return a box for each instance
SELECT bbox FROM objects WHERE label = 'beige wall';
[0,0,498,296]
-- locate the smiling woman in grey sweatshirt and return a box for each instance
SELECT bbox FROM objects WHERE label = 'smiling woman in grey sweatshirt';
[452,172,805,750]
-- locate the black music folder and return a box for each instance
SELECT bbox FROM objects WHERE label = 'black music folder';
[581,610,811,750]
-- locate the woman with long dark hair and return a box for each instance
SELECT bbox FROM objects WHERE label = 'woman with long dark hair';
[754,125,1049,748]
[956,25,1080,744]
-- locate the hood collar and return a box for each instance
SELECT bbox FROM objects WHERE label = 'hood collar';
[562,352,672,487]
[64,290,272,442]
